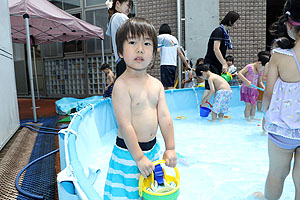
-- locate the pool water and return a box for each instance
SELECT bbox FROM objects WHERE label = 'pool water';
[156,105,295,200]
[61,88,295,200]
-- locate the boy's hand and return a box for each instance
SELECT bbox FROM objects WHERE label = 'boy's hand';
[163,150,177,168]
[105,86,108,90]
[200,99,206,106]
[136,156,154,178]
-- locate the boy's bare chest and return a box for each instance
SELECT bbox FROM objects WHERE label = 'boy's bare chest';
[130,89,159,110]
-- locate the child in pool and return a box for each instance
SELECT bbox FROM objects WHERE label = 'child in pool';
[104,17,177,200]
[253,0,300,198]
[101,63,115,99]
[196,64,232,122]
[226,55,239,86]
[237,51,270,121]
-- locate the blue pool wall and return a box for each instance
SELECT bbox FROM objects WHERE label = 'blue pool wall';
[57,86,241,200]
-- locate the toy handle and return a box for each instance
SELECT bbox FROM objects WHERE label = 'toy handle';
[138,159,180,197]
[251,84,264,91]
[200,101,212,108]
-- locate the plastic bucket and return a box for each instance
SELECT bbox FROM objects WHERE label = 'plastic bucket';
[139,160,180,200]
[221,72,233,82]
[200,106,211,117]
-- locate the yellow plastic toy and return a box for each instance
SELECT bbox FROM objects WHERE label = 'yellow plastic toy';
[175,116,187,120]
[139,160,180,200]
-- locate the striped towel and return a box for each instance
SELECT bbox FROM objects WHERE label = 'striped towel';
[104,142,161,200]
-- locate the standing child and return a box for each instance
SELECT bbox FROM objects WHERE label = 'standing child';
[253,0,300,198]
[196,64,232,122]
[182,64,194,88]
[106,0,132,78]
[158,23,190,89]
[238,51,270,121]
[226,55,239,86]
[101,63,115,98]
[104,17,177,200]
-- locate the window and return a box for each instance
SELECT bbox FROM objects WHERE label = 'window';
[63,13,83,54]
[42,43,63,58]
[49,0,80,10]
[85,0,106,7]
[85,8,111,54]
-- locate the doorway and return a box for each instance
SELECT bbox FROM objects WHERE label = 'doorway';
[266,0,286,50]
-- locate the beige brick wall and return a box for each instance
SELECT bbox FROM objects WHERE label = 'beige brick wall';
[137,0,180,80]
[137,0,267,79]
[220,0,267,71]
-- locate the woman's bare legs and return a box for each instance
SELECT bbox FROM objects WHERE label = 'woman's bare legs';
[264,138,294,200]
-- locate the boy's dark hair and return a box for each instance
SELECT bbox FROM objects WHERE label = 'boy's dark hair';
[159,24,171,35]
[196,58,204,66]
[220,11,240,27]
[270,0,300,49]
[225,55,234,62]
[101,63,111,70]
[257,51,270,66]
[196,64,210,77]
[116,17,158,57]
[108,0,133,22]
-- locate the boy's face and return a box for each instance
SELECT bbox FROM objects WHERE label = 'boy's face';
[198,71,207,80]
[226,60,233,66]
[103,68,109,74]
[120,35,154,71]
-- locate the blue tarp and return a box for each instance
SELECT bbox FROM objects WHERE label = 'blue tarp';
[55,96,103,115]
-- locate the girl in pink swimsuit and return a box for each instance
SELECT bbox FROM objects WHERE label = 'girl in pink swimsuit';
[238,51,270,121]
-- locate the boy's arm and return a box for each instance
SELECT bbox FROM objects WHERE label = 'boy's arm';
[112,82,154,177]
[201,78,215,105]
[157,84,177,168]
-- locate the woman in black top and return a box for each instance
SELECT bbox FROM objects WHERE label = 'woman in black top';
[203,11,240,90]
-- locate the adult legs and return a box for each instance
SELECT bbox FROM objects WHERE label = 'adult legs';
[292,147,300,199]
[264,138,294,200]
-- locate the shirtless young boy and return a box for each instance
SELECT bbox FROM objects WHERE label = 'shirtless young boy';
[101,63,115,98]
[196,64,232,122]
[104,17,177,200]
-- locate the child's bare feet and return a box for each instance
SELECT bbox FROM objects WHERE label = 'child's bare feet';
[246,117,254,122]
[251,117,261,121]
[261,130,266,136]
[252,192,265,200]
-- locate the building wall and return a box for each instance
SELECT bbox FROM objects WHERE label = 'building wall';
[17,0,267,98]
[137,0,179,79]
[220,0,267,71]
[138,0,267,79]
[185,0,219,63]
